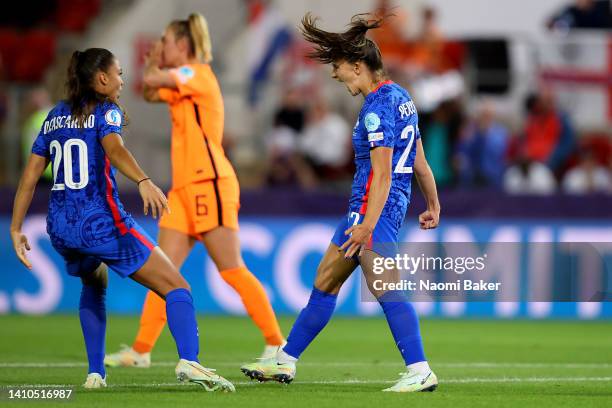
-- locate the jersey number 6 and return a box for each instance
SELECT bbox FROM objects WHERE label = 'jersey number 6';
[394,125,416,174]
[49,139,89,191]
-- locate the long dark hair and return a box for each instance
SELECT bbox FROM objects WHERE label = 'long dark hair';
[65,48,119,125]
[300,12,385,73]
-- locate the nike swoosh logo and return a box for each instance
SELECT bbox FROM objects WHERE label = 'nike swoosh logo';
[420,372,431,385]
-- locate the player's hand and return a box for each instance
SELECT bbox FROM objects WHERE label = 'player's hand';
[145,40,162,68]
[138,179,170,219]
[419,209,440,230]
[340,224,373,258]
[11,230,32,269]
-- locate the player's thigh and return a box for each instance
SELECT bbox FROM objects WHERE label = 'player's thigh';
[359,249,400,299]
[200,226,245,271]
[130,247,190,298]
[314,243,359,295]
[158,227,196,268]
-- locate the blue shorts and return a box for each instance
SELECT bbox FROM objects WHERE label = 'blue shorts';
[331,212,400,258]
[55,223,157,278]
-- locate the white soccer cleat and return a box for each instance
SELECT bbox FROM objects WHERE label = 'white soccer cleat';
[83,373,107,389]
[104,344,151,368]
[383,369,438,392]
[175,359,235,392]
[240,356,296,384]
[260,340,286,359]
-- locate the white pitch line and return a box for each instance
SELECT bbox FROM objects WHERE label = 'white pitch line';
[2,377,611,389]
[0,361,611,369]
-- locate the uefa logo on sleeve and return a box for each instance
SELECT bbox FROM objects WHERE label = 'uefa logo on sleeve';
[105,109,122,127]
[364,112,380,132]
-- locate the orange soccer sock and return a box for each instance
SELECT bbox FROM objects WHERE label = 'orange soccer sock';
[132,290,168,354]
[220,266,284,345]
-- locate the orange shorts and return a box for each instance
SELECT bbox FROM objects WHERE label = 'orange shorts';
[159,176,240,237]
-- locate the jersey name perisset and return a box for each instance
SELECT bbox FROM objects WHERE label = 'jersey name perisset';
[43,114,95,134]
[398,100,417,118]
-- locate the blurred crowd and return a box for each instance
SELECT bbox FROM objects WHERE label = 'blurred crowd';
[259,80,612,195]
[3,0,612,196]
[255,0,612,195]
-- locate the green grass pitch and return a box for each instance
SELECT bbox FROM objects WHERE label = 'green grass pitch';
[0,315,611,407]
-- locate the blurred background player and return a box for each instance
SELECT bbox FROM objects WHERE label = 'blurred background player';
[105,12,284,368]
[241,12,441,393]
[10,48,234,392]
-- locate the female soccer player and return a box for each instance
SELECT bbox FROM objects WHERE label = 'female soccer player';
[105,13,284,368]
[241,13,441,393]
[10,48,234,392]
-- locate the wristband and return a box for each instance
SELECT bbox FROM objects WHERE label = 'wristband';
[137,177,151,186]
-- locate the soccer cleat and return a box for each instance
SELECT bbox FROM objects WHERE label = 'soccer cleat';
[260,340,286,359]
[175,359,235,392]
[83,373,107,389]
[382,369,438,392]
[240,357,296,384]
[104,344,151,368]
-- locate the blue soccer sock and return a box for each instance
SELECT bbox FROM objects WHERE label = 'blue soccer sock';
[282,287,337,359]
[165,288,199,362]
[378,291,426,365]
[79,284,107,377]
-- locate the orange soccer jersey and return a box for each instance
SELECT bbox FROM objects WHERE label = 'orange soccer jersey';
[158,63,235,187]
[157,63,239,234]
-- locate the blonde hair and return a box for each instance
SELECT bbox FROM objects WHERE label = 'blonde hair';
[169,13,213,63]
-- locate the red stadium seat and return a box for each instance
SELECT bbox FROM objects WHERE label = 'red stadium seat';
[0,29,20,78]
[56,0,101,33]
[580,134,612,165]
[12,30,56,82]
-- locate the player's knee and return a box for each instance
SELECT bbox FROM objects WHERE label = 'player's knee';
[81,263,108,289]
[364,280,383,299]
[167,271,190,292]
[314,270,342,294]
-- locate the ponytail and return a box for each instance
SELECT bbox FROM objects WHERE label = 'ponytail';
[169,13,213,63]
[300,12,385,72]
[188,13,213,63]
[65,48,119,125]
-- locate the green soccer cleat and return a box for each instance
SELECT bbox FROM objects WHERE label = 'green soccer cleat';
[83,373,107,389]
[104,344,151,368]
[175,359,235,392]
[383,369,438,392]
[240,357,296,384]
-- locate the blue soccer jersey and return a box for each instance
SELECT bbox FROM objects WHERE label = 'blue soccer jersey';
[349,81,421,230]
[31,100,135,250]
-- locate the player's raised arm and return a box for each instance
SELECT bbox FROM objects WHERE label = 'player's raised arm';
[101,133,169,219]
[10,153,49,268]
[413,139,440,229]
